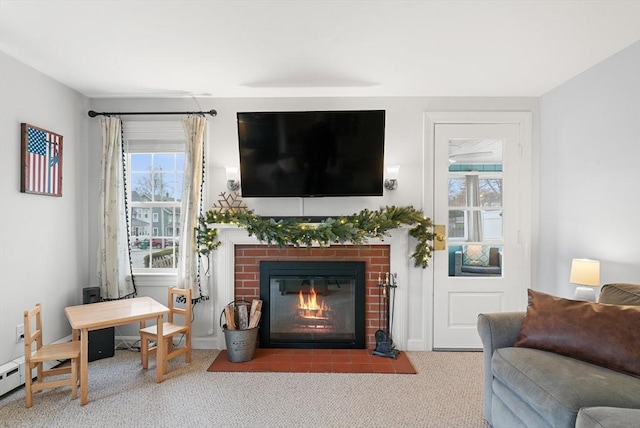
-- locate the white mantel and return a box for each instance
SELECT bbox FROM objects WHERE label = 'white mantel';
[210,225,412,350]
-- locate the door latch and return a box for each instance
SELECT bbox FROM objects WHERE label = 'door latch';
[434,225,446,251]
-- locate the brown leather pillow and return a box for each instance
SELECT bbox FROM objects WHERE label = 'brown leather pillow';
[515,289,640,377]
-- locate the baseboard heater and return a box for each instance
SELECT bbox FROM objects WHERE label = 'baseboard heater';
[0,336,72,397]
[0,361,21,396]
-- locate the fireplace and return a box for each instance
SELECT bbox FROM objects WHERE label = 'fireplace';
[259,261,366,349]
[225,240,402,350]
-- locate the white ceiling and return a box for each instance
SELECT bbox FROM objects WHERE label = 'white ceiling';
[1,0,639,99]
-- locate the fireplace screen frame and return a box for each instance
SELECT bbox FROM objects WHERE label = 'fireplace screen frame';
[259,261,366,349]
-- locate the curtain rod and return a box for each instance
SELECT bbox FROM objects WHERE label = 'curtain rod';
[87,109,217,118]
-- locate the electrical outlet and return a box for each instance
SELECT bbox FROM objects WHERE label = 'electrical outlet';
[16,324,24,343]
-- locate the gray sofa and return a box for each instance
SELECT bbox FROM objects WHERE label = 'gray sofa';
[477,283,640,428]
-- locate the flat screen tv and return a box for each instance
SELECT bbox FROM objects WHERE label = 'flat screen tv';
[236,110,385,197]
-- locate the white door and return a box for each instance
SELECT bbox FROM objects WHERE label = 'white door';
[429,114,531,349]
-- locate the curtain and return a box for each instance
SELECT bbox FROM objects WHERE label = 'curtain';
[177,116,208,302]
[467,174,484,242]
[97,117,136,299]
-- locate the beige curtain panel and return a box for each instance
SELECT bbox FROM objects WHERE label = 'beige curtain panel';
[177,116,207,301]
[97,116,135,299]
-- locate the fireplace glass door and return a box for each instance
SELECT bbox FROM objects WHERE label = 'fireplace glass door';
[260,261,365,349]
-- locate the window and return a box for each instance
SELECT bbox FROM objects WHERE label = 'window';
[124,122,185,272]
[448,173,503,242]
[446,138,505,278]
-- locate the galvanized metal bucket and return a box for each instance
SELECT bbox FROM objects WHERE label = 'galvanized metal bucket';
[222,326,259,362]
[220,300,259,363]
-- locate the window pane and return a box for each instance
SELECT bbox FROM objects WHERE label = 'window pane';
[131,208,151,238]
[479,178,502,207]
[131,172,151,201]
[157,172,178,201]
[448,209,503,241]
[176,153,185,171]
[448,210,466,239]
[175,175,184,201]
[481,210,503,240]
[448,177,467,207]
[130,153,151,171]
[154,154,175,172]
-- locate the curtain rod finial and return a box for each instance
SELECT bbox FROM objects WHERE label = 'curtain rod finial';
[88,110,98,117]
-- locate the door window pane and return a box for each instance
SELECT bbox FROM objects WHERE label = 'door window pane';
[479,178,502,207]
[448,210,466,239]
[448,177,467,207]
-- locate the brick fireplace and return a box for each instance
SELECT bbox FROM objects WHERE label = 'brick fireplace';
[211,226,410,351]
[233,245,390,349]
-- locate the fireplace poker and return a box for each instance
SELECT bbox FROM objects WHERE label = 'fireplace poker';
[373,272,399,359]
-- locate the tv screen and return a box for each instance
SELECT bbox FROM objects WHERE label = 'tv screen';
[236,110,385,197]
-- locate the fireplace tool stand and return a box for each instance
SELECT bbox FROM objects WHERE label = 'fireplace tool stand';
[373,272,399,359]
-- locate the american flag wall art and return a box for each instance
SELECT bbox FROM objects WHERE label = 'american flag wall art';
[21,123,63,196]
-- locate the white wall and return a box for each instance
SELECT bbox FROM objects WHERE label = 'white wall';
[539,41,640,298]
[89,96,539,349]
[0,52,90,365]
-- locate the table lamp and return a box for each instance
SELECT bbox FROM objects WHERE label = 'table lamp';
[569,258,600,302]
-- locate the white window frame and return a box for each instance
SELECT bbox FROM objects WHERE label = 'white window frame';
[123,121,186,285]
[447,171,504,245]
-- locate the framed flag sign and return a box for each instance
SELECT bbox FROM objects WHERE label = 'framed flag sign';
[20,123,63,197]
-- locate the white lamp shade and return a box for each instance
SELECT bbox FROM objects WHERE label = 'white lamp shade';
[569,259,600,286]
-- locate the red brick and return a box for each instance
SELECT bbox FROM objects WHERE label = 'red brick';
[235,272,257,281]
[232,244,390,349]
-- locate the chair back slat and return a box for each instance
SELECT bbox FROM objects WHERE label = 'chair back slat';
[24,303,45,364]
[167,287,191,326]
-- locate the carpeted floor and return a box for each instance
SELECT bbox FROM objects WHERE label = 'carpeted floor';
[208,348,417,374]
[0,349,487,428]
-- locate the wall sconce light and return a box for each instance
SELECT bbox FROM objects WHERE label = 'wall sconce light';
[225,166,240,192]
[569,258,600,302]
[384,165,400,190]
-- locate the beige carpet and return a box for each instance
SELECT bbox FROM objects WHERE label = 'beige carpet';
[0,349,488,428]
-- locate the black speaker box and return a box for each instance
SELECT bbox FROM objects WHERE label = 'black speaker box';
[82,287,115,362]
[82,286,101,304]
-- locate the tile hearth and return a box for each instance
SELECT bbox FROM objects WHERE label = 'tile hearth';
[207,348,417,374]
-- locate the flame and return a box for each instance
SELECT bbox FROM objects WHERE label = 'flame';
[298,286,329,319]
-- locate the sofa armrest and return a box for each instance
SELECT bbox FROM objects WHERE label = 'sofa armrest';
[477,312,525,426]
[576,407,640,428]
[478,312,524,352]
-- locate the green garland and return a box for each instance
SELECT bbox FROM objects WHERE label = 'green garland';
[197,205,434,268]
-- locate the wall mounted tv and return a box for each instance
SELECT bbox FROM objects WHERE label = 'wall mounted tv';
[236,110,385,198]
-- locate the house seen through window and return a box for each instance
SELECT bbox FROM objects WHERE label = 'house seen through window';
[127,150,184,270]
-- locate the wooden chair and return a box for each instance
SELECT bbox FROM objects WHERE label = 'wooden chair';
[139,287,192,374]
[23,303,81,408]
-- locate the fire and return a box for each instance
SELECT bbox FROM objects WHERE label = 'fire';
[298,286,330,319]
